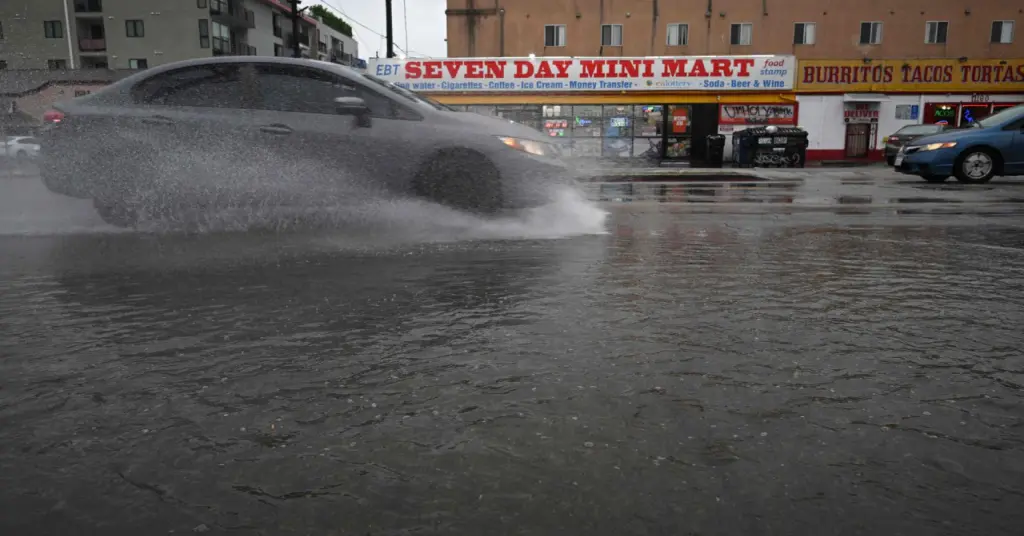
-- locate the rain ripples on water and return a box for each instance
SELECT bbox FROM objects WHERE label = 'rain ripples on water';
[1,215,1023,535]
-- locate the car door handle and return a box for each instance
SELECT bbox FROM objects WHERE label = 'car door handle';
[141,115,174,125]
[260,124,293,135]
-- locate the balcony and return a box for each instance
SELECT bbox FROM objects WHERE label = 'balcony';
[79,38,106,52]
[211,5,255,30]
[74,0,103,13]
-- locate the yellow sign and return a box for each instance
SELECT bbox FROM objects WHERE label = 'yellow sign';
[796,59,1024,93]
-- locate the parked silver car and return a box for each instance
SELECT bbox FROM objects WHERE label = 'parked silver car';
[40,57,573,227]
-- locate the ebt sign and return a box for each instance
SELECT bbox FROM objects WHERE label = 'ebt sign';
[369,55,796,92]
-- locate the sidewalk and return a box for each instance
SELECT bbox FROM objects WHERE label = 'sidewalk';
[583,163,897,183]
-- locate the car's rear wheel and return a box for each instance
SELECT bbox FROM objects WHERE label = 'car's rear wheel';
[954,148,998,184]
[412,149,503,214]
[93,198,139,228]
[886,156,895,166]
[922,175,949,183]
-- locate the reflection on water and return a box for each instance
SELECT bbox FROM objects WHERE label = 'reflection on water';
[1,214,1023,535]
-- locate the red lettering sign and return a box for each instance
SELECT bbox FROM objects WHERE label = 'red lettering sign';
[370,56,795,92]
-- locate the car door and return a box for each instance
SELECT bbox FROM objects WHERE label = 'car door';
[246,62,424,204]
[1004,117,1024,174]
[127,63,266,202]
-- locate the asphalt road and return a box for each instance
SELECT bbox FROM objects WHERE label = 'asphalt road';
[1,168,1023,536]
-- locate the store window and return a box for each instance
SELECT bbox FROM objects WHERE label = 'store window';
[665,105,691,159]
[632,105,663,159]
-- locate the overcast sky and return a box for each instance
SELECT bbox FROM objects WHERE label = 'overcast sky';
[316,0,448,59]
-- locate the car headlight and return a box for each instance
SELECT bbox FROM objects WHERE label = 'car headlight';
[498,136,549,156]
[918,142,957,151]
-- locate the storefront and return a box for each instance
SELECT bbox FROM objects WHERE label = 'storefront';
[796,58,1024,161]
[368,56,797,165]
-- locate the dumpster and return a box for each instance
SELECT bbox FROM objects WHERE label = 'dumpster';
[705,134,726,168]
[732,126,808,168]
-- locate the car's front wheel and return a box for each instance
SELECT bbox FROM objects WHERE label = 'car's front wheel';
[412,149,503,214]
[954,148,998,184]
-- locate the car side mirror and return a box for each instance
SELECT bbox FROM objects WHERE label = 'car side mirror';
[334,96,371,127]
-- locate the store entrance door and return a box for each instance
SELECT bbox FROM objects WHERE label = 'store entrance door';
[688,104,720,165]
[844,123,871,158]
[663,104,692,160]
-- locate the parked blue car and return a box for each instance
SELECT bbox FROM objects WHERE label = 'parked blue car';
[895,104,1024,183]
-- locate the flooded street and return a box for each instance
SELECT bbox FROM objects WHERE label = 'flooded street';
[1,170,1023,535]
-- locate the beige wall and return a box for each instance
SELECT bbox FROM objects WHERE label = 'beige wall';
[446,0,1024,59]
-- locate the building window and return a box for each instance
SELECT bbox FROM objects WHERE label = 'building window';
[126,19,144,38]
[992,21,1014,44]
[197,0,207,7]
[601,24,622,46]
[544,24,566,47]
[0,22,4,40]
[924,21,948,44]
[129,58,148,69]
[274,43,283,56]
[667,23,688,46]
[198,19,210,48]
[44,20,63,39]
[730,23,752,46]
[859,22,882,45]
[0,60,7,70]
[272,13,282,38]
[794,22,815,45]
[211,21,230,53]
[48,59,68,70]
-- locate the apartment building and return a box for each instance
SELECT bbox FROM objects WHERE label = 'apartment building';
[445,0,1022,59]
[0,0,360,71]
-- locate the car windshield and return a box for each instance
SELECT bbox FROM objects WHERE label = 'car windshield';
[897,125,943,135]
[361,73,452,111]
[974,105,1024,128]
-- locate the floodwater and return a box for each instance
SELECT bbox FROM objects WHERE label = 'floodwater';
[1,171,1023,535]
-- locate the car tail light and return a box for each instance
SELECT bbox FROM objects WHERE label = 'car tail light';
[43,109,65,124]
[889,135,900,143]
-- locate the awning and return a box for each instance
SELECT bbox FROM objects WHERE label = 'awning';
[843,93,889,102]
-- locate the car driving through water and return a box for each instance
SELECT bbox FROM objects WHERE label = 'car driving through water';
[895,103,1024,184]
[39,57,574,227]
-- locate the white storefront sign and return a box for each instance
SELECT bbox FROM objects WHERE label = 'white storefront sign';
[368,56,796,92]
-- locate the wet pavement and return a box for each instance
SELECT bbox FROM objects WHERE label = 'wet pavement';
[2,169,1024,535]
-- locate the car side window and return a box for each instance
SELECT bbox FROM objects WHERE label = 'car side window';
[253,64,394,117]
[132,65,251,109]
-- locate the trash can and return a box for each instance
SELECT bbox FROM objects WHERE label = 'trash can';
[732,126,809,168]
[731,128,758,168]
[705,135,726,168]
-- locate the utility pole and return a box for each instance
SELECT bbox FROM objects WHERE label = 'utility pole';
[385,0,395,58]
[288,0,306,58]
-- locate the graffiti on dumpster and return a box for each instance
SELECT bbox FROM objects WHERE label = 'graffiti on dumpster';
[720,104,796,125]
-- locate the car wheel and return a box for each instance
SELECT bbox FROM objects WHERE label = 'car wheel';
[413,149,503,214]
[93,198,139,228]
[15,150,29,162]
[954,148,998,184]
[886,156,895,166]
